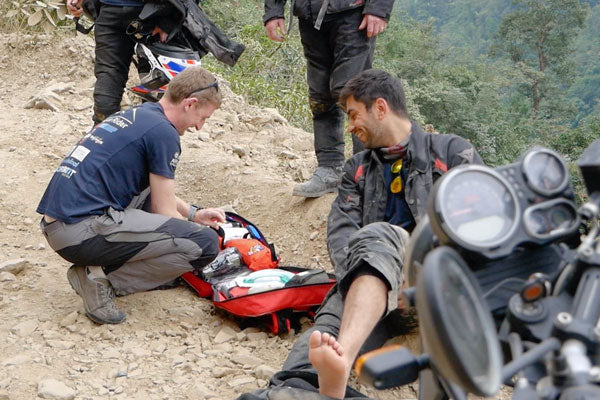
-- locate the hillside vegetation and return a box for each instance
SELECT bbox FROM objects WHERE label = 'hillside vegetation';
[2,0,599,195]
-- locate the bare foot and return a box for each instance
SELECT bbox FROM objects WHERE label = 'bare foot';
[308,330,350,399]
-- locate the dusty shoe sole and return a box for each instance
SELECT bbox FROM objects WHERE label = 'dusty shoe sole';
[292,186,338,198]
[67,266,126,325]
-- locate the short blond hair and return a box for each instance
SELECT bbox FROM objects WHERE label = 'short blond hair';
[165,66,222,107]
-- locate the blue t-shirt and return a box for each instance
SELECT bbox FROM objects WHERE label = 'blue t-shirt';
[99,0,143,6]
[37,102,181,224]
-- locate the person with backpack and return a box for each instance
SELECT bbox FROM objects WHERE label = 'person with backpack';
[37,67,224,325]
[239,69,484,399]
[66,0,168,124]
[263,0,395,198]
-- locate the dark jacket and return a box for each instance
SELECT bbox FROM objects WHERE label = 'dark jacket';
[132,0,245,66]
[263,0,395,25]
[326,122,483,277]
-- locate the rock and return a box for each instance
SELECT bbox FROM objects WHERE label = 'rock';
[279,150,299,160]
[0,272,16,282]
[46,340,75,350]
[214,325,237,344]
[101,348,121,359]
[60,311,78,327]
[187,382,216,398]
[199,332,211,349]
[23,218,34,225]
[47,81,74,94]
[1,354,32,366]
[232,145,247,158]
[197,131,210,141]
[10,319,38,337]
[72,98,93,112]
[298,168,312,181]
[255,364,277,380]
[210,129,226,138]
[227,376,256,388]
[309,231,319,241]
[211,367,235,378]
[231,353,263,367]
[246,332,268,342]
[0,259,29,274]
[37,379,76,400]
[264,108,287,124]
[172,355,185,366]
[24,91,62,112]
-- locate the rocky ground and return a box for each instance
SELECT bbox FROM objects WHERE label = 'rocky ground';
[0,32,422,400]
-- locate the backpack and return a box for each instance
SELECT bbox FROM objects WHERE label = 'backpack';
[181,212,336,334]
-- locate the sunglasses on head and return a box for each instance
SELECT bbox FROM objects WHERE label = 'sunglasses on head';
[186,80,219,98]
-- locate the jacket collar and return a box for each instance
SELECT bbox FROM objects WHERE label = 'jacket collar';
[406,121,429,172]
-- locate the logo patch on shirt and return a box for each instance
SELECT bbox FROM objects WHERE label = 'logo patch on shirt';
[56,165,77,179]
[107,116,132,129]
[86,134,104,145]
[70,145,90,162]
[170,152,180,169]
[98,123,118,133]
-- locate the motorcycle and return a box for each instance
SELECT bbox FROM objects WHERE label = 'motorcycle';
[356,139,600,399]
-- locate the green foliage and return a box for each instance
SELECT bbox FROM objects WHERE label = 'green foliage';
[200,0,311,130]
[490,0,588,113]
[569,4,600,121]
[1,0,68,33]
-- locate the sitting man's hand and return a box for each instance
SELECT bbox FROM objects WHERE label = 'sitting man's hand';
[194,208,226,229]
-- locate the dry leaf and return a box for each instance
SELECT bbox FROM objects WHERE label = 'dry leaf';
[44,9,56,26]
[27,10,43,26]
[56,5,66,20]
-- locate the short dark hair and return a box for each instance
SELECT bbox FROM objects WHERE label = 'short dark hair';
[339,69,408,117]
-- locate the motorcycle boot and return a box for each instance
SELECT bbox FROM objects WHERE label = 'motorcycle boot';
[67,265,126,324]
[292,166,343,198]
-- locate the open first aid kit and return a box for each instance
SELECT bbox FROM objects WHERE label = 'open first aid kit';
[181,212,336,334]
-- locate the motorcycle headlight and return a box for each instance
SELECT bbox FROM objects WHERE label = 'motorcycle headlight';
[416,246,502,396]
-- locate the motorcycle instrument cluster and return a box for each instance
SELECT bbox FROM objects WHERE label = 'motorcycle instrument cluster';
[428,148,579,258]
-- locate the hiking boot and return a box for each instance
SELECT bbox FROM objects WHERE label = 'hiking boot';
[292,166,343,198]
[67,265,126,325]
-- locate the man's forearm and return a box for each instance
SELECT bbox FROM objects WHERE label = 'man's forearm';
[175,196,191,220]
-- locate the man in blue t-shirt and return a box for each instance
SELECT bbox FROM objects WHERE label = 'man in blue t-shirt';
[66,0,168,123]
[37,67,224,325]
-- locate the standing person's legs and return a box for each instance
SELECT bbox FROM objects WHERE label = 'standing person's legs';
[293,19,344,198]
[294,11,376,197]
[93,5,140,123]
[328,9,375,156]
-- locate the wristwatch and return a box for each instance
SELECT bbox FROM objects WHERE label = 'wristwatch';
[188,204,201,222]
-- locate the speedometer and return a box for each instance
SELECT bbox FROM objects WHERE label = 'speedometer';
[429,165,520,252]
[522,148,568,196]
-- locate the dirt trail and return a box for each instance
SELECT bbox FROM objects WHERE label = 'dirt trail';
[0,33,419,399]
